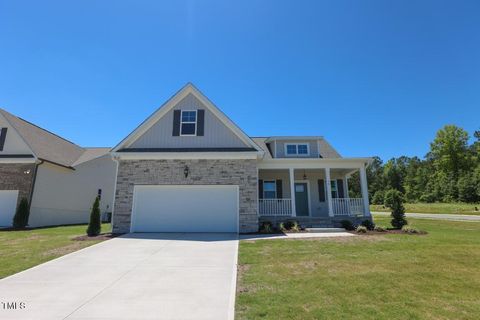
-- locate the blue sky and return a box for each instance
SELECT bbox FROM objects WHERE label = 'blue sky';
[0,0,479,160]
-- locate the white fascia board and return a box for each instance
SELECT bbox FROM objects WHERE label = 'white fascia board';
[257,157,372,169]
[112,151,260,160]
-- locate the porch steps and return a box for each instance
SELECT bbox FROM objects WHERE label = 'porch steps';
[306,227,346,233]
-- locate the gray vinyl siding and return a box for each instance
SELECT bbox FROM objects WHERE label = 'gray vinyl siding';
[130,93,248,149]
[275,140,320,158]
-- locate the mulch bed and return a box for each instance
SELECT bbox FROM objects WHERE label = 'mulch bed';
[72,233,120,241]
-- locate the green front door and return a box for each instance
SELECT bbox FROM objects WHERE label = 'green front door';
[294,182,309,216]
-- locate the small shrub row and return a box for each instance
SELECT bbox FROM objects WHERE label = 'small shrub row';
[341,219,376,232]
[259,220,302,233]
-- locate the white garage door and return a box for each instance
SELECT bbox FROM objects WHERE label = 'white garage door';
[0,190,19,227]
[131,185,239,233]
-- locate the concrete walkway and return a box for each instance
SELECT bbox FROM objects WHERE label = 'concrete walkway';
[372,211,480,222]
[0,233,239,320]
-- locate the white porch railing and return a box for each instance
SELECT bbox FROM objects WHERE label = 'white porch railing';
[259,199,292,216]
[332,198,365,216]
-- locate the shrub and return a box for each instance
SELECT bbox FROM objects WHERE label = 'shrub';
[279,222,286,232]
[374,225,386,232]
[402,225,420,234]
[356,225,367,233]
[281,220,300,232]
[86,196,101,237]
[372,191,384,205]
[361,219,375,231]
[340,220,355,231]
[259,221,274,233]
[12,197,30,229]
[384,189,408,229]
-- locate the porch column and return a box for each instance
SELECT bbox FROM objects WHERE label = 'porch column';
[289,168,297,216]
[344,177,350,199]
[325,167,334,217]
[359,165,370,216]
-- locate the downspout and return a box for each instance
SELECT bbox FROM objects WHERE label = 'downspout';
[28,159,44,211]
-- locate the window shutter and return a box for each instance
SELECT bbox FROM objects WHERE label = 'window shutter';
[337,179,344,198]
[172,110,181,136]
[276,180,283,199]
[196,109,205,136]
[258,179,263,199]
[0,127,7,151]
[318,179,325,202]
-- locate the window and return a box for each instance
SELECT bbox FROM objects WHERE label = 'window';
[285,143,309,156]
[180,110,197,135]
[263,180,276,199]
[330,180,338,198]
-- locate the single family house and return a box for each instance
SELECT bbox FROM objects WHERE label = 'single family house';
[111,83,372,233]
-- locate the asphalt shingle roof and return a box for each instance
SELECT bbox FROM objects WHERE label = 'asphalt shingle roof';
[0,109,109,168]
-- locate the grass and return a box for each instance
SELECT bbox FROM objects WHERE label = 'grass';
[0,223,111,279]
[370,202,480,215]
[236,218,480,319]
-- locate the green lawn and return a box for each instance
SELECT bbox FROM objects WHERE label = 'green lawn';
[236,218,480,319]
[371,202,480,215]
[0,223,111,279]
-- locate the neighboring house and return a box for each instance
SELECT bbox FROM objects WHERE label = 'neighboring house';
[0,109,116,227]
[111,83,372,234]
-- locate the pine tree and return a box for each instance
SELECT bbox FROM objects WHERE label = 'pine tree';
[384,189,408,229]
[86,196,101,236]
[12,197,30,229]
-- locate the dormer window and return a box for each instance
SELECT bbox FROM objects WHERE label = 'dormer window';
[180,110,197,136]
[285,143,309,156]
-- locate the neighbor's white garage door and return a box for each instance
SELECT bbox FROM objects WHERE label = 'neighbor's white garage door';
[131,185,239,233]
[0,190,19,227]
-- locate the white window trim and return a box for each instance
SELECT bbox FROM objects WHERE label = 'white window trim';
[263,180,277,199]
[330,180,338,199]
[180,110,197,136]
[284,143,310,157]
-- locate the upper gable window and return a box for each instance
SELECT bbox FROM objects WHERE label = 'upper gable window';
[180,110,197,136]
[285,143,309,156]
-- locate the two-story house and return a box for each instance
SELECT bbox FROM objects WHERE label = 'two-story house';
[111,83,372,233]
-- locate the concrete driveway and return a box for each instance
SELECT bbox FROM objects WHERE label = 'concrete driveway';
[0,233,239,320]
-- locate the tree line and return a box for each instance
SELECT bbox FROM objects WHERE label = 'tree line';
[349,125,480,204]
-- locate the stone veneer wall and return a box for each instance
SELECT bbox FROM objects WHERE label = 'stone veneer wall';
[112,159,258,233]
[0,163,36,206]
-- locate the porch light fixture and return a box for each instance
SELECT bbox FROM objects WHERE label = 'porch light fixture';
[184,165,190,178]
[303,170,307,180]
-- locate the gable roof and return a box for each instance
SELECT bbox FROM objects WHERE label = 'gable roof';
[111,83,263,153]
[252,136,342,159]
[0,109,107,168]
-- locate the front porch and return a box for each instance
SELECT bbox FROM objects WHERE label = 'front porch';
[257,166,371,227]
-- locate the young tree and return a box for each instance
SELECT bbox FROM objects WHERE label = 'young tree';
[12,197,30,229]
[86,196,101,237]
[384,189,407,229]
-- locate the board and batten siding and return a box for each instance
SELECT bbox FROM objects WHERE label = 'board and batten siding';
[0,113,32,155]
[129,93,248,149]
